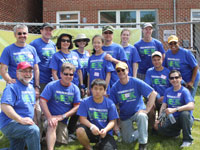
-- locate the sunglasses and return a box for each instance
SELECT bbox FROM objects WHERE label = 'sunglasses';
[76,39,87,42]
[104,31,113,34]
[17,32,27,35]
[19,70,32,73]
[116,69,125,73]
[169,76,180,80]
[169,42,177,46]
[61,39,70,43]
[63,72,74,76]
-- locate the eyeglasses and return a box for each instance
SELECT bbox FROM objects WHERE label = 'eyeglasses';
[61,39,70,43]
[169,42,177,46]
[116,69,125,73]
[104,31,113,34]
[17,32,27,35]
[169,76,180,80]
[19,70,32,73]
[76,39,87,42]
[63,72,74,76]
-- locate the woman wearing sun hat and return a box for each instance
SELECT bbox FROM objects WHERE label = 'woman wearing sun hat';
[73,34,90,97]
[164,35,200,98]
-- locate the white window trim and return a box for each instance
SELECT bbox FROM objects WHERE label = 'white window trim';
[98,9,156,29]
[56,11,80,28]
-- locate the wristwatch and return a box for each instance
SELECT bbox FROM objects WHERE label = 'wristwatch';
[62,114,67,119]
[35,85,41,89]
[176,107,179,112]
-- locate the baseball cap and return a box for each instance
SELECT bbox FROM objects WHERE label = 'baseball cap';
[152,51,162,58]
[115,62,128,70]
[143,23,153,29]
[102,25,114,33]
[17,62,33,70]
[41,22,54,29]
[168,35,178,43]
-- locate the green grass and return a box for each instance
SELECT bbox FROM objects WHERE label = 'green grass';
[1,96,200,150]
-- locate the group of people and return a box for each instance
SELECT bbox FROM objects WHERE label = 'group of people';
[0,22,199,150]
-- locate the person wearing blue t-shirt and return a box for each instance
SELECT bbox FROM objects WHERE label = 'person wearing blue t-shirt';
[0,62,40,150]
[30,23,56,91]
[0,24,40,98]
[76,79,119,150]
[49,33,84,88]
[110,62,157,150]
[73,33,90,97]
[145,51,170,127]
[164,35,200,98]
[40,62,81,150]
[120,29,141,77]
[102,25,128,86]
[154,70,194,148]
[87,35,115,96]
[134,23,165,80]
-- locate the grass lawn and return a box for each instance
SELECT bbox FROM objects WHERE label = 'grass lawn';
[1,96,200,150]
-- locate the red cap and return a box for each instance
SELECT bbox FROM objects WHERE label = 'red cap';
[17,62,33,70]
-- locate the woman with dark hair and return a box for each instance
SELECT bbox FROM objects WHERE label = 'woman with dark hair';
[49,33,83,87]
[73,34,90,96]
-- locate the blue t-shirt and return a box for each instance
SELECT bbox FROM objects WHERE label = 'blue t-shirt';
[77,96,119,135]
[145,67,170,97]
[110,77,153,120]
[40,80,81,124]
[134,38,165,74]
[163,86,194,118]
[49,51,81,86]
[30,38,56,84]
[87,52,115,95]
[164,47,200,83]
[102,42,127,86]
[123,44,141,76]
[73,49,90,83]
[0,43,40,84]
[0,80,36,129]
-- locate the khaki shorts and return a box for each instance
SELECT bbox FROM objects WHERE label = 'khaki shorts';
[56,121,69,144]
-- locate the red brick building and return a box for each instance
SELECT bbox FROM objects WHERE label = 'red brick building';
[0,0,42,22]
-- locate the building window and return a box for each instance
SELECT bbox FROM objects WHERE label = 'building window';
[99,10,156,28]
[56,11,80,28]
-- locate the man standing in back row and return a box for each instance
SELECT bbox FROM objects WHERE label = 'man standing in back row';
[134,23,165,80]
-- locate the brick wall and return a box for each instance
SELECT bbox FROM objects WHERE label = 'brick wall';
[0,0,42,22]
[43,0,200,24]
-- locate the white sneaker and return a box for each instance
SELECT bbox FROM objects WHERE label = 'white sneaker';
[180,141,192,148]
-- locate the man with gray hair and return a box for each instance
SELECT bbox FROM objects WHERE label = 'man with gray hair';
[0,24,40,98]
[40,62,81,150]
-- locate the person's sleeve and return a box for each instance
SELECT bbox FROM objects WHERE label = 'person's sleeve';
[77,100,87,117]
[118,46,128,62]
[131,46,141,63]
[186,50,198,69]
[144,70,152,86]
[1,85,16,106]
[157,41,165,54]
[0,47,10,65]
[109,86,118,104]
[163,90,168,104]
[86,57,91,73]
[32,46,40,64]
[49,53,59,70]
[182,88,195,104]
[73,85,81,103]
[138,79,154,98]
[108,101,119,121]
[40,83,53,101]
[105,60,115,73]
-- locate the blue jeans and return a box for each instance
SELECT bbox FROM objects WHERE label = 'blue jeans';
[120,112,148,144]
[1,120,41,150]
[158,111,193,142]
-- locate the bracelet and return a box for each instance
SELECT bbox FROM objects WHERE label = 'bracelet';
[176,107,179,112]
[62,114,66,119]
[90,124,95,131]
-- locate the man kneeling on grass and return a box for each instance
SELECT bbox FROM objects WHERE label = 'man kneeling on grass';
[76,79,119,150]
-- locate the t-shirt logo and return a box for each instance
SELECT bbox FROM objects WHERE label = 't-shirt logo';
[91,62,103,69]
[13,53,34,64]
[168,59,180,68]
[140,48,155,56]
[22,93,34,104]
[88,109,108,122]
[54,93,74,104]
[168,98,181,106]
[119,91,136,101]
[152,78,167,85]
